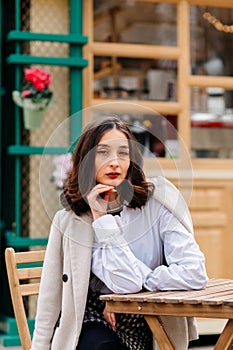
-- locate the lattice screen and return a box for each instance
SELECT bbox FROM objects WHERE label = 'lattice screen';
[19,0,70,239]
[19,0,71,318]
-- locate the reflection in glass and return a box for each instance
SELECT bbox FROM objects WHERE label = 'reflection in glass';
[94,57,177,102]
[190,6,233,158]
[93,112,178,159]
[94,1,177,46]
[190,5,232,78]
[191,106,233,159]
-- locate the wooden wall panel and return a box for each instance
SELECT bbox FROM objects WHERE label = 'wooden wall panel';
[188,179,233,279]
[194,228,224,278]
[189,189,222,210]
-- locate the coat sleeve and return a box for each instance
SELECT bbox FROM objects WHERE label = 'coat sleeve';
[31,211,63,350]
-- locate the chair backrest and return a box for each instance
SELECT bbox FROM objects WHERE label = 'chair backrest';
[5,247,46,350]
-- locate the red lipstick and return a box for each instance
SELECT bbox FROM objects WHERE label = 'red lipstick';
[106,172,120,179]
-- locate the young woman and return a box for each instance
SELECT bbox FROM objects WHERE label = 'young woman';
[31,116,208,350]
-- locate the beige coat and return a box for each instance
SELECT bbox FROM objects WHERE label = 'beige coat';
[31,177,199,350]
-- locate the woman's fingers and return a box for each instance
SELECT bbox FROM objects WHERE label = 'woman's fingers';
[103,308,117,331]
[87,185,116,213]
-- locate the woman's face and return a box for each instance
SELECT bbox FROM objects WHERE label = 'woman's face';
[95,128,130,187]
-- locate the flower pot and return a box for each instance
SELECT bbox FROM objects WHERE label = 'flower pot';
[23,108,45,129]
[12,91,52,130]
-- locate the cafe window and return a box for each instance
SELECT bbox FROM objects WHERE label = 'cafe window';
[190,5,233,159]
[84,1,233,160]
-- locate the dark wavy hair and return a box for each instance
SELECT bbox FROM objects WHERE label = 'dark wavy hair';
[61,116,154,216]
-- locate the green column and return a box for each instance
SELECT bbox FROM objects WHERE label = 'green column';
[0,0,2,222]
[69,0,85,145]
[14,0,22,237]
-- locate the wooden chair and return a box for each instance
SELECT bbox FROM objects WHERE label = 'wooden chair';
[5,247,46,350]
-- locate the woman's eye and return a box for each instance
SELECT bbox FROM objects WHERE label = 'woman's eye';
[97,150,108,156]
[118,151,129,158]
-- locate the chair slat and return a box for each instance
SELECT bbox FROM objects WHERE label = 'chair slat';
[20,282,41,296]
[15,250,46,264]
[17,267,43,280]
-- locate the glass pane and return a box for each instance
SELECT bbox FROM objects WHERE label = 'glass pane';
[190,6,233,159]
[190,87,233,115]
[94,1,177,46]
[191,5,233,77]
[191,99,233,159]
[91,111,179,159]
[94,56,177,101]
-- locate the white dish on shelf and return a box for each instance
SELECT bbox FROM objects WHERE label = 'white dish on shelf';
[191,113,216,121]
[221,114,233,122]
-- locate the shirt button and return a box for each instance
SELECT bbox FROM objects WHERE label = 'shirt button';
[62,274,68,282]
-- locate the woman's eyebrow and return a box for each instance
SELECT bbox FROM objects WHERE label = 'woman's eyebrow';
[119,145,129,149]
[97,143,129,148]
[96,143,110,148]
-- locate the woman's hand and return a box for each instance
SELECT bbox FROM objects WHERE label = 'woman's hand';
[103,306,117,331]
[86,184,116,221]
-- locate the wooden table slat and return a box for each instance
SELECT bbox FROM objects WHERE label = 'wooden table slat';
[185,291,233,306]
[102,289,230,304]
[222,299,233,306]
[202,292,233,305]
[101,279,233,302]
[162,285,233,305]
[100,291,156,302]
[207,279,233,287]
[100,280,233,306]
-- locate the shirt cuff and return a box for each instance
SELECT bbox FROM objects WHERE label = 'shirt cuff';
[92,214,125,246]
[137,260,152,287]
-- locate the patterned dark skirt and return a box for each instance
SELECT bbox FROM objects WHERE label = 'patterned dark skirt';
[83,289,153,350]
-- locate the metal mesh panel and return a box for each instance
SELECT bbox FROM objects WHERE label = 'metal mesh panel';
[20,0,31,237]
[21,155,30,237]
[29,41,69,57]
[30,0,70,34]
[29,155,60,240]
[19,0,70,240]
[21,0,30,30]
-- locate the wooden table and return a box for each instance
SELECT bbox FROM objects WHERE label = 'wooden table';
[100,278,233,350]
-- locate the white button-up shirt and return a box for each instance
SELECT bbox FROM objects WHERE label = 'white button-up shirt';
[92,195,208,294]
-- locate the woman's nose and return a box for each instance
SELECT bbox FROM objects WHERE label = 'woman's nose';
[108,155,120,166]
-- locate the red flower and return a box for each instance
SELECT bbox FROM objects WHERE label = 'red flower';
[24,68,52,91]
[34,82,45,91]
[21,68,53,103]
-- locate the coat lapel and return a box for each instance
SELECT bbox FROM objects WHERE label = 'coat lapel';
[68,212,94,328]
[151,176,194,234]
